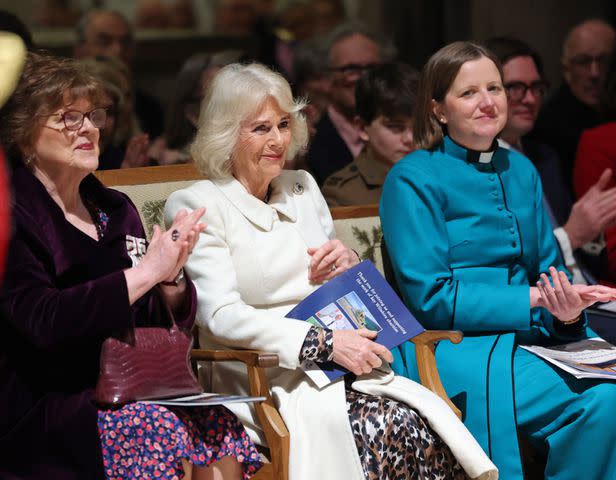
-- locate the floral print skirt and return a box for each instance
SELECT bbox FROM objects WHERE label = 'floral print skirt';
[98,402,262,479]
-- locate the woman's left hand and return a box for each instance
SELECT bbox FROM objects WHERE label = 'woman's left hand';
[307,239,360,283]
[573,283,616,303]
[536,266,616,324]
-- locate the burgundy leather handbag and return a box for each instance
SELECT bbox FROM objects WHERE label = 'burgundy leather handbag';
[94,288,203,406]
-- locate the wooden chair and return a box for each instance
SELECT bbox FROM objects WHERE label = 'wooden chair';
[190,349,289,480]
[96,165,464,480]
[331,204,463,418]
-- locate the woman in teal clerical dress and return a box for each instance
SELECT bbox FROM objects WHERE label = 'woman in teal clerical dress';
[380,41,616,480]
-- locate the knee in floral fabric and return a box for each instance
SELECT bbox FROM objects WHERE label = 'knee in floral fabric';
[97,403,261,479]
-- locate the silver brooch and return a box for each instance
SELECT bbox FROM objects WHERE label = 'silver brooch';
[293,182,304,195]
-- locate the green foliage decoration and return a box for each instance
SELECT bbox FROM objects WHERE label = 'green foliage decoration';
[351,225,382,263]
[142,199,166,238]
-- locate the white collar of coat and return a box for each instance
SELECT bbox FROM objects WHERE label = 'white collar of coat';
[213,172,298,230]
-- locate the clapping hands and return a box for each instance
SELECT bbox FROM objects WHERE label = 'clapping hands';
[121,133,150,168]
[143,208,206,284]
[563,169,616,250]
[534,266,616,324]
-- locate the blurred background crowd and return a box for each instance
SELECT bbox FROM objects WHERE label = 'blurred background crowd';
[2,0,616,282]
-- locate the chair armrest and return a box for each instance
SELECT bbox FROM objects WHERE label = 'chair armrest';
[190,348,279,400]
[411,330,463,419]
[191,348,279,368]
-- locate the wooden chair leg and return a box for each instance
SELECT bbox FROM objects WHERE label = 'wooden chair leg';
[247,364,289,480]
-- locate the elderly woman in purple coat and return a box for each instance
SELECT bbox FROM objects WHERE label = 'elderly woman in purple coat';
[0,52,261,480]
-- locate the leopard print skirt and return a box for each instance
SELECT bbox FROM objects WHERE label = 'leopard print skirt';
[300,327,468,479]
[346,389,468,480]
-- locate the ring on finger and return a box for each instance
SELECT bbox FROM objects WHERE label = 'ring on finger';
[171,229,180,242]
[331,264,337,272]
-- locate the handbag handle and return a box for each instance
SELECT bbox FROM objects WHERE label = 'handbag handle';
[115,286,181,345]
[147,285,178,330]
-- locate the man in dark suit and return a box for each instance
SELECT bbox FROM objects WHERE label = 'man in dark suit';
[487,36,616,284]
[305,23,385,185]
[533,19,615,196]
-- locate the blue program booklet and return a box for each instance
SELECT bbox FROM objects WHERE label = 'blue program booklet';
[286,260,425,387]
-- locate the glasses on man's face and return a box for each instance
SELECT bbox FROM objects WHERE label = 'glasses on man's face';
[328,63,380,77]
[44,108,108,131]
[94,33,134,51]
[568,54,611,70]
[504,81,548,101]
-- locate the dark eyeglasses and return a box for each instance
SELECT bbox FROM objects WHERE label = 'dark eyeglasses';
[568,54,611,69]
[42,107,108,131]
[504,81,548,101]
[328,63,379,76]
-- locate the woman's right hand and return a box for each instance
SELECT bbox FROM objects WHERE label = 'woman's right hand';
[332,328,394,376]
[125,208,205,306]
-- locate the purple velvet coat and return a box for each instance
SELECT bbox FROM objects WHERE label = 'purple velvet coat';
[0,164,197,480]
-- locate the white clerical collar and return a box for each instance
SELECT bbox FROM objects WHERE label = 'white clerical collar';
[476,150,495,163]
[443,135,498,163]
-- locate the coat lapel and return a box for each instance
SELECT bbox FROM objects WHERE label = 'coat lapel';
[268,174,297,222]
[213,174,298,231]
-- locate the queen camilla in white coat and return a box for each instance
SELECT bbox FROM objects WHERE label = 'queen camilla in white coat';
[164,63,498,480]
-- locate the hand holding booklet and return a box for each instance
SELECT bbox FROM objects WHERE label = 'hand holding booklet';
[286,260,425,388]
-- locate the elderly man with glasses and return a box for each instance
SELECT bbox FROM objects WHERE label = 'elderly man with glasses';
[304,23,389,185]
[533,19,616,197]
[487,36,616,286]
[74,9,164,140]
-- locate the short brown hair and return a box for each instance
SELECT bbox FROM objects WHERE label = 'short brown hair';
[0,51,105,161]
[355,62,418,124]
[413,41,503,150]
